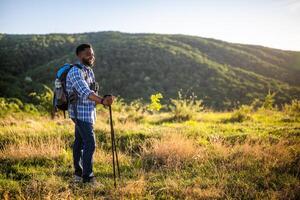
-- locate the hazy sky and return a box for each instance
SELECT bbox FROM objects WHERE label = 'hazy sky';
[1,0,299,51]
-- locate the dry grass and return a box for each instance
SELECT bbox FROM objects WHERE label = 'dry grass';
[0,137,66,159]
[0,117,73,138]
[208,140,232,159]
[19,176,72,200]
[204,139,297,169]
[141,133,202,169]
[229,140,298,171]
[93,148,111,163]
[184,186,223,199]
[94,148,131,167]
[117,176,147,198]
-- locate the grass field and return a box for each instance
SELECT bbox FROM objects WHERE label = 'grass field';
[0,103,299,199]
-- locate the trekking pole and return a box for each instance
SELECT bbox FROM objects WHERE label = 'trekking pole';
[109,105,121,188]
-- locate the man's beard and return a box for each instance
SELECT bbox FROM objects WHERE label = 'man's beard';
[82,58,94,67]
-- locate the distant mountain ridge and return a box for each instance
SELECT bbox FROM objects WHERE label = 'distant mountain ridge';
[0,31,299,109]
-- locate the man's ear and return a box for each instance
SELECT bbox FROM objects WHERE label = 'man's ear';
[77,51,83,58]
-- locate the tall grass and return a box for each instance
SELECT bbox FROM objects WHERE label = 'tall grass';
[141,133,201,169]
[0,137,66,159]
[0,95,299,199]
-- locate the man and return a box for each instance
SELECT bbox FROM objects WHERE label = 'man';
[66,43,114,184]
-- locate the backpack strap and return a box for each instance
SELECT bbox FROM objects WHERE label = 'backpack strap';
[72,63,83,69]
[72,63,88,81]
[69,63,86,124]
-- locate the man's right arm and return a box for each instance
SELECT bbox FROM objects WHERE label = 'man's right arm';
[69,67,94,101]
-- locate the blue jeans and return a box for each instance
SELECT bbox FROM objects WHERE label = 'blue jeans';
[72,118,96,181]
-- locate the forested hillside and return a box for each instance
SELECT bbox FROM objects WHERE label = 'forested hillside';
[1,31,300,109]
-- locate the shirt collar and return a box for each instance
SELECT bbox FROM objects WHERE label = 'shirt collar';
[75,60,90,70]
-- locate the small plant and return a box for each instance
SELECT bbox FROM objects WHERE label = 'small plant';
[169,91,204,121]
[108,96,126,112]
[250,98,262,111]
[147,93,163,112]
[227,105,252,123]
[283,99,300,121]
[125,99,146,122]
[261,91,276,110]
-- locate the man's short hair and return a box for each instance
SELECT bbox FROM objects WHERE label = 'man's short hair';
[76,43,92,55]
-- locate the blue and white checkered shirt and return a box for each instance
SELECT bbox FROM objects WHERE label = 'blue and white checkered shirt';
[66,61,96,124]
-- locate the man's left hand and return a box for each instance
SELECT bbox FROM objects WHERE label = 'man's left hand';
[103,95,115,106]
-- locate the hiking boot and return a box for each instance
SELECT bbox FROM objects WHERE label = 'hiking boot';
[83,177,104,188]
[73,175,82,183]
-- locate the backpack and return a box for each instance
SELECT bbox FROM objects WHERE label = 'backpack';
[52,63,83,118]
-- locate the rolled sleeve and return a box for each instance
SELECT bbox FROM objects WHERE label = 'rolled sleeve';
[69,67,93,100]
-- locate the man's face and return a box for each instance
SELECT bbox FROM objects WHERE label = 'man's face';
[78,48,95,67]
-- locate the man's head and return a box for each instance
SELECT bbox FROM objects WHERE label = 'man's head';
[76,43,95,67]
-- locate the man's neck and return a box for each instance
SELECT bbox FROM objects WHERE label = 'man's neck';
[76,60,89,69]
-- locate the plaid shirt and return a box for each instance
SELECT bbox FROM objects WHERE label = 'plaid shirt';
[66,61,96,124]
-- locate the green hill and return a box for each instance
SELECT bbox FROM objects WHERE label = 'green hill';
[0,31,300,109]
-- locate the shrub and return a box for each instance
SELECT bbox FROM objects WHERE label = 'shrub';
[169,91,204,121]
[29,85,53,113]
[111,97,127,112]
[227,105,252,123]
[283,99,300,121]
[250,98,262,111]
[0,98,23,116]
[101,97,147,123]
[0,85,53,117]
[23,103,38,113]
[0,97,38,116]
[261,91,276,110]
[147,93,163,112]
[125,99,147,122]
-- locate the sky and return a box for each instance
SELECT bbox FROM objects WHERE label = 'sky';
[0,0,300,51]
